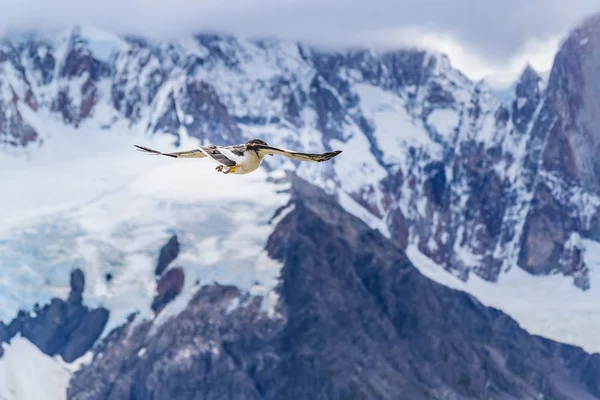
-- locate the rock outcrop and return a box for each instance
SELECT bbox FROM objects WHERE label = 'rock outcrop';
[0,269,109,362]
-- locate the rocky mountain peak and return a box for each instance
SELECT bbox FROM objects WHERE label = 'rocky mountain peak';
[516,64,542,97]
[543,12,600,188]
[516,12,600,290]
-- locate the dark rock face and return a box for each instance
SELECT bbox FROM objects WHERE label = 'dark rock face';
[24,39,56,85]
[152,92,181,137]
[0,44,39,147]
[520,183,573,274]
[52,27,111,126]
[0,269,109,362]
[380,49,433,89]
[512,65,543,133]
[155,234,180,275]
[111,41,165,122]
[178,79,243,144]
[0,98,38,147]
[151,267,185,313]
[147,75,243,145]
[68,177,600,400]
[58,27,111,81]
[268,76,304,127]
[68,286,278,400]
[517,14,600,289]
[542,14,600,189]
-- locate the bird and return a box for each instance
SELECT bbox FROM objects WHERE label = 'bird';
[134,139,342,175]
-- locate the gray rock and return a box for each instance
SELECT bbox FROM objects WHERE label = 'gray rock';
[0,269,109,362]
[155,234,180,276]
[151,267,185,313]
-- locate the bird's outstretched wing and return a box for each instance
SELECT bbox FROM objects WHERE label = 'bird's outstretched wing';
[254,144,342,162]
[134,145,206,159]
[197,145,243,167]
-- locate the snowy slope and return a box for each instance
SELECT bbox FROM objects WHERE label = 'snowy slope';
[407,240,600,353]
[0,336,71,400]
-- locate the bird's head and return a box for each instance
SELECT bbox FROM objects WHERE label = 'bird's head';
[245,139,268,146]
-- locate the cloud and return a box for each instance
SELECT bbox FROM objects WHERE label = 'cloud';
[360,26,562,88]
[2,0,599,85]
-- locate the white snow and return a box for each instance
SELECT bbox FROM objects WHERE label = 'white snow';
[426,108,459,138]
[354,83,444,164]
[479,113,500,145]
[178,37,210,58]
[337,190,391,238]
[0,336,71,400]
[407,240,600,353]
[78,26,126,63]
[328,129,387,194]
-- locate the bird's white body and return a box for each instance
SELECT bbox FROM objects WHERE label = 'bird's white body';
[228,149,262,174]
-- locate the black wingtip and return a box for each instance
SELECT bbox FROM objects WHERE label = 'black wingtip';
[320,150,342,162]
[134,145,164,156]
[134,144,153,153]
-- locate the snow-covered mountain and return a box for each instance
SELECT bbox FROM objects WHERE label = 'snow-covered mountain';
[3,21,595,286]
[2,12,600,400]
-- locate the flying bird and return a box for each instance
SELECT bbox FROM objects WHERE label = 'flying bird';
[134,139,342,175]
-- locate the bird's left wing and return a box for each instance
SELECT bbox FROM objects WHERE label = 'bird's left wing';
[134,145,206,158]
[197,145,244,167]
[254,144,342,162]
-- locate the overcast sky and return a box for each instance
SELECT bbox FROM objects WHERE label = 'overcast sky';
[5,0,600,88]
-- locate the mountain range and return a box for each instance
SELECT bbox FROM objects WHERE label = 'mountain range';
[1,12,600,400]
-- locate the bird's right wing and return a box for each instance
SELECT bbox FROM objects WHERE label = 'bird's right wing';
[134,145,207,159]
[254,144,342,162]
